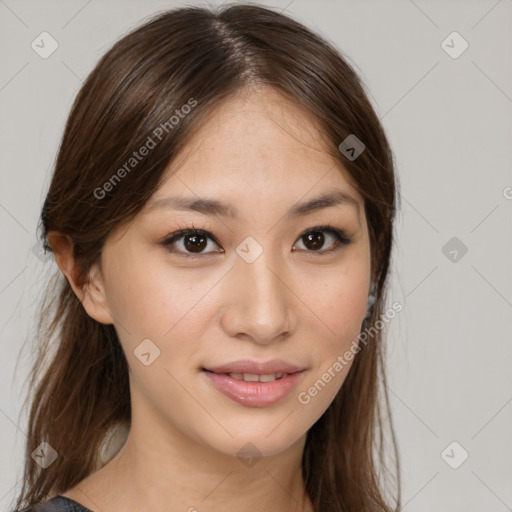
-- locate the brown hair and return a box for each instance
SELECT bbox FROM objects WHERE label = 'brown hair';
[13,3,401,511]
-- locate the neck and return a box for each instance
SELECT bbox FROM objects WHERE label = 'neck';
[69,405,314,512]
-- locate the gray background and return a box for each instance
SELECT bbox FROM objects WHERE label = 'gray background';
[1,0,511,510]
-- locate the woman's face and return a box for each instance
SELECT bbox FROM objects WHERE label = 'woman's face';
[89,87,371,459]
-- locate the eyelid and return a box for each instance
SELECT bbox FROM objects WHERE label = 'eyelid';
[292,224,352,256]
[300,224,352,245]
[160,222,352,258]
[160,223,222,259]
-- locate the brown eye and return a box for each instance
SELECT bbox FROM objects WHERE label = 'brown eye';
[294,226,351,254]
[302,231,325,251]
[162,229,223,257]
[161,225,351,259]
[183,233,208,253]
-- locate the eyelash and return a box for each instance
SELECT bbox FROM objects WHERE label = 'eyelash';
[160,221,352,260]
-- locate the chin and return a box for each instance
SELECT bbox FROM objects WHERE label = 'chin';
[196,419,308,460]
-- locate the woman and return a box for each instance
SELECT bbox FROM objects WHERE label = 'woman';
[14,3,401,511]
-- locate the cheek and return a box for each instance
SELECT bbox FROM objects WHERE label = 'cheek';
[310,282,367,384]
[295,259,369,402]
[298,261,370,341]
[104,255,218,359]
[318,283,367,335]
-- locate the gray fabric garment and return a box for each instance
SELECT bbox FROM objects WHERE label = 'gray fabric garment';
[26,496,93,512]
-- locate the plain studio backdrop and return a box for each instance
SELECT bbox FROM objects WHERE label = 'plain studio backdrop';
[1,1,511,511]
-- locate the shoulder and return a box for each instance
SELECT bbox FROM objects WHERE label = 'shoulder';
[23,495,93,512]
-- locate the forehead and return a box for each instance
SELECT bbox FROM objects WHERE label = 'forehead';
[147,87,363,218]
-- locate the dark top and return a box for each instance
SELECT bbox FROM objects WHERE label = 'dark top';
[26,495,93,512]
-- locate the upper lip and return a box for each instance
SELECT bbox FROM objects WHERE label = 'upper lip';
[203,359,306,375]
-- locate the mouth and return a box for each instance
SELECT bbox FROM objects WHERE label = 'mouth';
[200,360,306,407]
[202,359,306,376]
[202,369,294,383]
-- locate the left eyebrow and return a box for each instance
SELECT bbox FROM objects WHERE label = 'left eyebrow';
[145,189,361,220]
[283,190,361,221]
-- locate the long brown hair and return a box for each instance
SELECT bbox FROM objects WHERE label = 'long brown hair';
[13,3,401,511]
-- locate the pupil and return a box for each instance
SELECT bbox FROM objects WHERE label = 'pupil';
[304,231,324,251]
[185,234,207,252]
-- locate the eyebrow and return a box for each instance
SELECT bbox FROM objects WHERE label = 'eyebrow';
[146,189,361,220]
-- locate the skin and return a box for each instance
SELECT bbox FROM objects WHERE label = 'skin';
[49,86,372,512]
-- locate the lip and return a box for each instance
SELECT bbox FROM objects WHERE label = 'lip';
[202,369,305,407]
[203,359,306,375]
[201,359,307,407]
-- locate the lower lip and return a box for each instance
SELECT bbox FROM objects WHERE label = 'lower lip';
[202,370,305,407]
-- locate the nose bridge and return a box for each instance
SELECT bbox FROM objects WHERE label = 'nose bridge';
[227,241,292,342]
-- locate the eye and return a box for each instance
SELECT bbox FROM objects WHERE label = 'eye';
[160,223,352,259]
[161,224,223,259]
[293,225,352,255]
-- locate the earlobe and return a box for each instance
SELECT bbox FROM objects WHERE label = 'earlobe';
[47,230,114,325]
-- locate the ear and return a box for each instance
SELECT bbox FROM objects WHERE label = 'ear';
[47,231,113,325]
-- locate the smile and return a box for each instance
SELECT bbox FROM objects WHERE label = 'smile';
[225,372,288,382]
[201,369,305,407]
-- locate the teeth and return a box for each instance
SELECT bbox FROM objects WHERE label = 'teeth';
[227,372,288,382]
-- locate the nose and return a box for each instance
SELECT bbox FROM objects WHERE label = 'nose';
[220,249,295,345]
